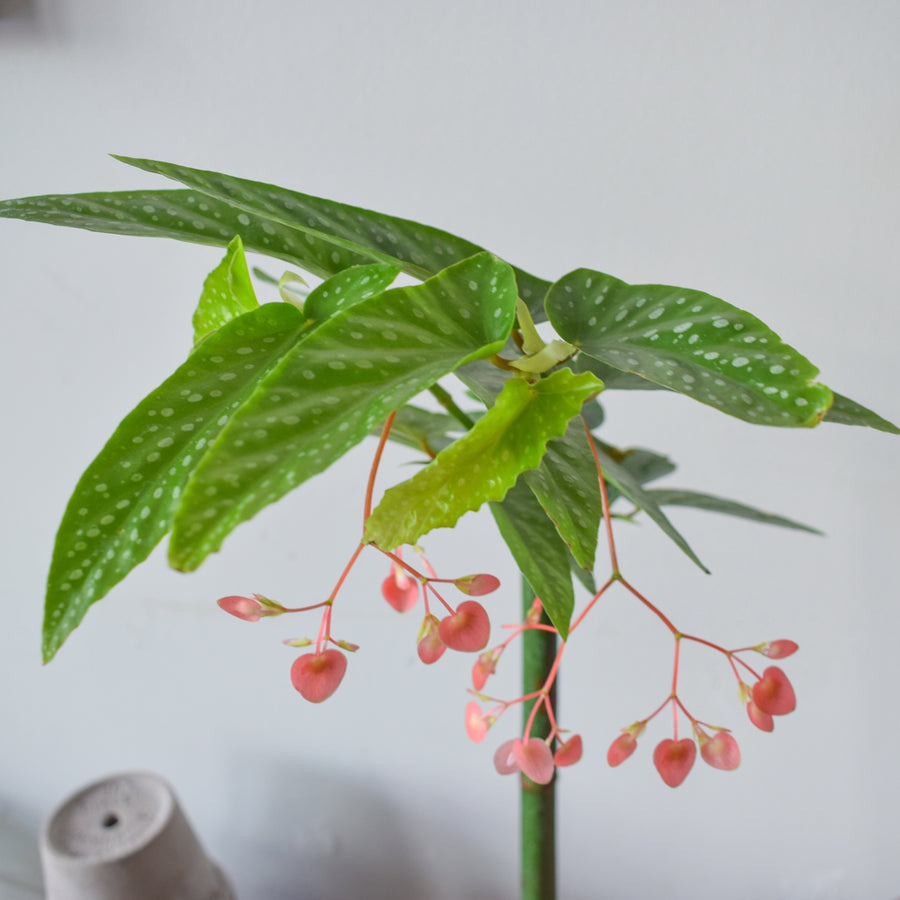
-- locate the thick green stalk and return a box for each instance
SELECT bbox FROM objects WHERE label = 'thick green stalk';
[521,578,557,900]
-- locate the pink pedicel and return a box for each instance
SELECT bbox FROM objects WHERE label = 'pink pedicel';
[290,649,348,703]
[653,738,697,788]
[438,600,490,652]
[381,565,419,613]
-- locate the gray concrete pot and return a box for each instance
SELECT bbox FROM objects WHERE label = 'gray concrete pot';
[40,772,234,900]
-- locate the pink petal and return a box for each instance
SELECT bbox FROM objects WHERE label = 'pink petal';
[554,735,583,768]
[700,731,741,771]
[465,702,489,743]
[438,601,490,652]
[218,595,263,622]
[653,739,696,788]
[381,567,419,613]
[752,666,797,716]
[513,737,555,785]
[747,700,775,732]
[759,640,799,659]
[494,739,520,775]
[416,614,446,664]
[454,574,501,596]
[290,649,348,703]
[607,732,638,767]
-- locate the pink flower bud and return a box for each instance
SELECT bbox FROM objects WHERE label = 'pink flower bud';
[752,666,796,716]
[438,601,490,652]
[653,738,696,788]
[494,739,519,775]
[513,738,555,785]
[698,730,741,771]
[281,637,314,648]
[416,614,446,664]
[554,735,583,768]
[381,566,419,613]
[289,649,348,703]
[465,702,490,743]
[334,639,360,652]
[757,640,799,660]
[607,732,638,767]
[218,595,264,622]
[454,574,501,596]
[746,700,774,732]
[472,650,498,691]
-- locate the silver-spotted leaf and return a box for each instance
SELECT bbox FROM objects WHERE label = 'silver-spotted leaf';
[547,268,833,426]
[192,235,259,345]
[169,253,518,570]
[303,263,400,323]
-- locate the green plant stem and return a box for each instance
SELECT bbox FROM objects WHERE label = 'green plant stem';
[521,577,556,900]
[428,383,475,428]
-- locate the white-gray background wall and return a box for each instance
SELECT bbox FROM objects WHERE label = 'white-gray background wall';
[1,2,897,898]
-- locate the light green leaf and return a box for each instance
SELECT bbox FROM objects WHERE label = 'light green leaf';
[192,235,258,345]
[644,488,822,534]
[524,419,601,570]
[547,269,833,426]
[591,443,709,573]
[43,303,307,662]
[824,391,899,434]
[111,156,552,320]
[0,189,374,278]
[170,253,518,570]
[303,263,400,322]
[490,479,576,639]
[364,368,602,552]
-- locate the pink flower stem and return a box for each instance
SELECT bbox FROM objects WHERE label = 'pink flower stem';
[424,582,456,616]
[619,577,680,636]
[280,600,332,614]
[584,420,620,576]
[363,411,396,524]
[569,575,616,634]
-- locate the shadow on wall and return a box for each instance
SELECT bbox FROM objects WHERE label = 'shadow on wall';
[218,751,509,900]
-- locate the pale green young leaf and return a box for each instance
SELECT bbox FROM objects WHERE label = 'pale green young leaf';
[490,479,576,639]
[523,419,601,571]
[363,368,602,552]
[547,269,833,427]
[111,156,552,319]
[302,263,400,322]
[590,443,709,573]
[192,235,258,345]
[644,488,822,534]
[43,303,307,662]
[169,253,518,571]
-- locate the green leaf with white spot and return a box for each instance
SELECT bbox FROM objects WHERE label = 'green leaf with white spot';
[192,235,258,345]
[523,419,601,570]
[0,189,374,278]
[597,442,677,507]
[110,156,552,320]
[363,368,602,552]
[169,252,518,571]
[824,392,899,434]
[43,302,308,662]
[547,269,833,427]
[644,488,822,534]
[490,478,576,638]
[591,443,709,573]
[303,263,400,322]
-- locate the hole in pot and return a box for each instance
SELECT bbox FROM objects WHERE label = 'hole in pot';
[101,813,119,828]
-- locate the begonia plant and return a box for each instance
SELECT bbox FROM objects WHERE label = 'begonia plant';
[2,156,895,899]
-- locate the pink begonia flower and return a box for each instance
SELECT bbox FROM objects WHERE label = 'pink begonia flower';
[752,666,796,716]
[494,739,520,775]
[747,700,775,732]
[454,574,501,596]
[381,566,419,613]
[698,730,741,771]
[757,639,799,660]
[653,738,696,788]
[465,702,491,743]
[290,649,347,703]
[607,732,638,767]
[218,593,281,622]
[472,650,497,691]
[438,600,490,652]
[513,738,555,785]
[554,735,583,768]
[416,614,446,664]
